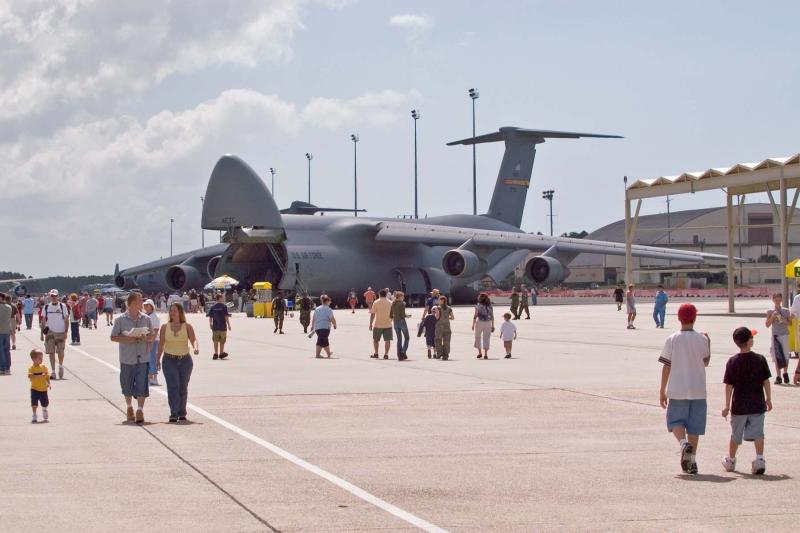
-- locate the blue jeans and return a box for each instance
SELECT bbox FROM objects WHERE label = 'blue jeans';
[70,321,81,343]
[394,321,409,356]
[148,340,159,375]
[0,334,10,371]
[25,314,33,329]
[653,307,666,327]
[162,355,193,418]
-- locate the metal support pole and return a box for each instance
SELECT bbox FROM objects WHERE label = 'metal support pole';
[351,134,359,217]
[624,177,632,285]
[471,97,477,215]
[548,197,554,236]
[200,196,204,248]
[780,167,789,305]
[305,153,313,204]
[727,193,735,313]
[413,112,419,219]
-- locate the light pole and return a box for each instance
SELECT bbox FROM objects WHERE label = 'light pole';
[170,218,174,256]
[468,87,479,215]
[542,189,555,236]
[269,167,276,200]
[200,197,204,248]
[305,153,313,203]
[411,109,420,219]
[350,134,359,217]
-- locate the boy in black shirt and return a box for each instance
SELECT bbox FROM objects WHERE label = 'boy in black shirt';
[721,327,772,475]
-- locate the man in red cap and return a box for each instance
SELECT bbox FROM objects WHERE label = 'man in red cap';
[658,303,710,474]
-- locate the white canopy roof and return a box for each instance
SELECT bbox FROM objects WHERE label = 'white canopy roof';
[626,153,800,199]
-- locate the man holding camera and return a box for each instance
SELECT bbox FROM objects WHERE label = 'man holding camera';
[42,289,69,380]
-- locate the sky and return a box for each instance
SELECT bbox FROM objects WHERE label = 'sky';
[2,0,799,277]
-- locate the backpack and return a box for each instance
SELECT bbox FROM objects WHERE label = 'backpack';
[71,304,82,320]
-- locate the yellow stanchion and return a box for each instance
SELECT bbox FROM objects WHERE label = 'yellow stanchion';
[785,260,800,351]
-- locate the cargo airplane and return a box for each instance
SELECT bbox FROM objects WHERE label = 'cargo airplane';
[115,127,735,303]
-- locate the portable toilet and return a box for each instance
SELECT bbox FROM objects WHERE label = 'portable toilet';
[253,282,274,318]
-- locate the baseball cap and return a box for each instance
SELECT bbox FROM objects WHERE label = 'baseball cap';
[143,299,155,308]
[49,289,59,296]
[677,303,697,323]
[732,326,758,346]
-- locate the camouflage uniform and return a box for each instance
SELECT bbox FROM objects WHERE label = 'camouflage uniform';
[434,304,454,360]
[298,296,312,333]
[510,290,520,320]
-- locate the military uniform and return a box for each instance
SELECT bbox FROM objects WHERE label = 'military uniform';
[272,296,286,333]
[434,304,454,360]
[510,290,520,320]
[298,296,312,333]
[519,288,530,319]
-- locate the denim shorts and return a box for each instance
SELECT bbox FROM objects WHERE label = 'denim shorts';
[31,389,49,407]
[666,398,707,435]
[730,413,765,444]
[120,362,149,398]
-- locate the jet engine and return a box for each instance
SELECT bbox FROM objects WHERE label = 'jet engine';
[442,249,485,278]
[114,275,137,290]
[525,256,570,285]
[206,255,221,278]
[165,265,203,291]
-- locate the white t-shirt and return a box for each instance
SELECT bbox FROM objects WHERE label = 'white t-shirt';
[147,311,161,341]
[658,329,710,399]
[791,294,800,319]
[499,321,517,341]
[43,302,69,333]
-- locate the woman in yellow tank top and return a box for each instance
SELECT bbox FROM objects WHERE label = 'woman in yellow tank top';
[156,303,199,423]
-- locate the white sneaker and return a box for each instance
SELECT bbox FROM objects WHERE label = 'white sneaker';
[50,372,57,380]
[31,414,37,424]
[149,377,159,386]
[721,456,736,472]
[58,366,64,379]
[752,458,766,475]
[43,409,49,422]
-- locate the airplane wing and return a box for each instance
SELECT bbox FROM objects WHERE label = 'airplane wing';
[373,221,739,263]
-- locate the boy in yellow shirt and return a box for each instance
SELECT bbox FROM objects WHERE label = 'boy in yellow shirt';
[28,349,51,423]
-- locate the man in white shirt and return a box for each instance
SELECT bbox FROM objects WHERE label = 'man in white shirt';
[42,289,70,380]
[658,303,710,475]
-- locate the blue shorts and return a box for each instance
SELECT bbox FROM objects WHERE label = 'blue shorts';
[31,389,49,407]
[120,362,149,398]
[87,311,97,321]
[666,398,707,436]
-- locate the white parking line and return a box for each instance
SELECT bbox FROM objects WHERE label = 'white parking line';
[68,345,448,533]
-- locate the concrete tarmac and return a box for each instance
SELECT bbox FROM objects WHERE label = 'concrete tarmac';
[2,299,799,532]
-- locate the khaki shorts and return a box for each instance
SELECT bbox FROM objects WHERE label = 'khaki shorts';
[45,331,66,354]
[212,330,227,343]
[372,327,393,342]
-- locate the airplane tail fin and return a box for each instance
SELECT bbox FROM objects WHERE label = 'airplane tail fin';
[201,155,286,243]
[447,127,622,228]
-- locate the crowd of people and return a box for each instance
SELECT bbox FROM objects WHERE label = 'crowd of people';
[6,279,798,481]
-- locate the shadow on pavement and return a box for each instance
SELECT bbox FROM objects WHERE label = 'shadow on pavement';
[676,474,735,483]
[738,473,792,481]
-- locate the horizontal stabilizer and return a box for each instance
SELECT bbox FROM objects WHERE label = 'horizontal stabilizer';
[447,127,622,146]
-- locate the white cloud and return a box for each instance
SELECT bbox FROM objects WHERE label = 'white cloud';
[0,0,307,123]
[0,87,419,267]
[389,13,434,31]
[302,89,421,129]
[0,90,302,201]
